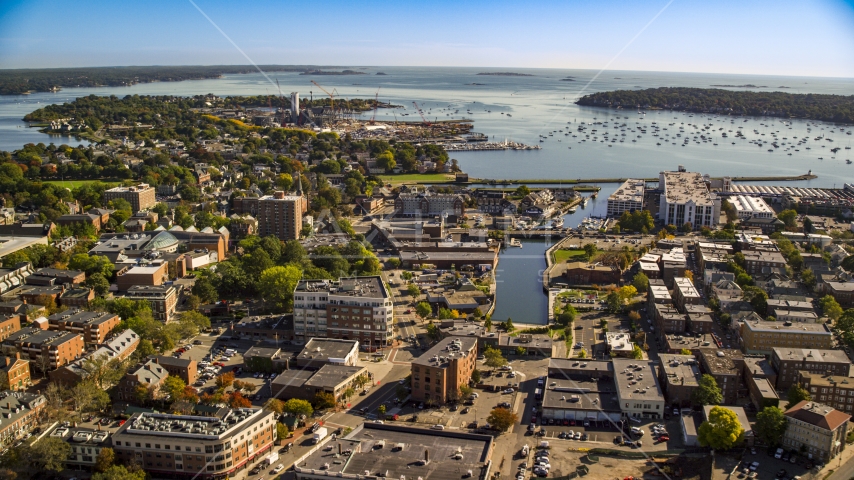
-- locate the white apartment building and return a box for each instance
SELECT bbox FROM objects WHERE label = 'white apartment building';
[658,170,720,228]
[607,179,645,217]
[293,276,394,346]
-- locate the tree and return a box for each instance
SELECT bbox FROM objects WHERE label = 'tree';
[743,286,769,314]
[577,349,587,359]
[162,376,187,402]
[407,283,421,298]
[605,291,622,313]
[632,272,649,292]
[487,407,518,432]
[556,305,577,327]
[178,310,211,331]
[503,318,514,332]
[697,406,745,450]
[618,285,637,301]
[755,406,787,447]
[376,151,396,172]
[628,310,641,323]
[92,465,147,480]
[415,301,432,320]
[283,398,314,418]
[276,422,289,441]
[86,272,110,296]
[378,404,387,417]
[68,253,114,278]
[778,209,798,228]
[786,384,811,409]
[515,185,530,197]
[264,398,285,415]
[191,277,219,304]
[215,372,235,390]
[483,346,508,370]
[680,348,693,356]
[631,344,643,359]
[683,270,694,282]
[483,317,492,332]
[313,391,337,410]
[258,265,302,310]
[583,243,598,260]
[471,369,482,384]
[95,447,115,473]
[692,374,723,406]
[26,437,71,473]
[801,269,816,290]
[819,295,843,321]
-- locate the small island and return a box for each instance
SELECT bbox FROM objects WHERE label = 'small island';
[560,77,576,82]
[376,72,387,75]
[300,69,366,76]
[576,87,854,124]
[476,72,534,77]
[467,83,486,86]
[710,84,767,88]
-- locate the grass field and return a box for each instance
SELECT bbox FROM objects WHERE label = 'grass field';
[44,179,120,189]
[378,174,455,184]
[552,248,587,264]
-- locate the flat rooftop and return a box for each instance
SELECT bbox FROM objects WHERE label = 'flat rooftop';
[296,276,388,299]
[412,336,477,368]
[772,348,851,364]
[300,338,359,362]
[295,424,493,480]
[542,376,619,413]
[699,348,743,375]
[658,354,701,388]
[744,321,831,335]
[118,408,267,440]
[608,179,645,203]
[661,171,715,206]
[47,309,116,325]
[612,359,664,402]
[304,365,366,389]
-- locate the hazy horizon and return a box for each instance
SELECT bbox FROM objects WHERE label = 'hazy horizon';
[2,0,854,78]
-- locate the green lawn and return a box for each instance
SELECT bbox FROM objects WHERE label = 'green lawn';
[378,173,455,185]
[44,179,120,189]
[552,248,587,264]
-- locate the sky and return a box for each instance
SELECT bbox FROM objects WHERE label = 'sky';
[1,0,854,77]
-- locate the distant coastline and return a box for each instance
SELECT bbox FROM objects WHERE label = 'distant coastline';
[476,72,534,77]
[577,87,854,124]
[300,69,366,76]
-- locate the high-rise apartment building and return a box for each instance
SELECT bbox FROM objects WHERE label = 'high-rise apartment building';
[104,184,156,213]
[293,276,393,346]
[658,170,720,228]
[232,189,306,242]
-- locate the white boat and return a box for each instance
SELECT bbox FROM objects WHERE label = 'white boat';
[509,238,523,248]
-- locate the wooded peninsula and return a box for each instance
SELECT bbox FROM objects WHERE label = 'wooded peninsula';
[576,87,854,124]
[0,65,327,95]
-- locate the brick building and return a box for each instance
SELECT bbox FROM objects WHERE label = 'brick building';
[411,336,477,405]
[104,184,156,213]
[46,309,121,345]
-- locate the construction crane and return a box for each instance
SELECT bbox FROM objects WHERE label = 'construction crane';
[311,80,335,115]
[369,86,381,124]
[412,101,432,126]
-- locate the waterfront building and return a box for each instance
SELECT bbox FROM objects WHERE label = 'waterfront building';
[394,192,464,219]
[730,195,774,220]
[658,170,720,228]
[607,179,645,217]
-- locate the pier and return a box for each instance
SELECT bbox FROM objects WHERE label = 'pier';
[471,173,817,185]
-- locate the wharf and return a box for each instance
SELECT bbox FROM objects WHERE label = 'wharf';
[471,173,817,185]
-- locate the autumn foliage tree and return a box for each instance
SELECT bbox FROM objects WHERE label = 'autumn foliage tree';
[487,407,518,432]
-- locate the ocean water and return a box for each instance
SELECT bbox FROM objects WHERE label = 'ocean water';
[2,67,852,323]
[1,67,853,186]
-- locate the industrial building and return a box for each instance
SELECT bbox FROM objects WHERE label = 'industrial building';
[729,195,774,219]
